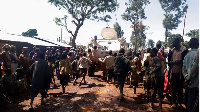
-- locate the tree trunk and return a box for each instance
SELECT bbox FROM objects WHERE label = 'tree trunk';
[72,24,82,48]
[165,27,168,48]
[165,11,168,48]
[72,37,76,48]
[134,25,137,51]
[139,38,142,50]
[135,37,137,51]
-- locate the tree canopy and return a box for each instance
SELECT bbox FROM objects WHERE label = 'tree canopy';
[22,29,38,37]
[147,39,155,48]
[158,0,187,47]
[157,40,165,47]
[168,34,182,48]
[186,29,199,40]
[113,22,124,38]
[122,0,150,50]
[48,0,119,48]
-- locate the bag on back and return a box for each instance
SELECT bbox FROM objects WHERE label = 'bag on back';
[114,55,128,74]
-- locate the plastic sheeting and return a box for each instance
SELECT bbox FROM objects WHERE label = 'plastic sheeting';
[49,40,71,47]
[0,32,71,47]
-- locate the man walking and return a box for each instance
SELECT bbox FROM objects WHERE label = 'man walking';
[114,48,132,101]
[29,53,51,108]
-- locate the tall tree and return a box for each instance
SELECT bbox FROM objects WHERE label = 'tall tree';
[49,0,119,48]
[186,29,199,40]
[122,0,150,51]
[22,29,38,37]
[182,41,189,49]
[113,22,124,38]
[138,22,147,49]
[130,31,140,50]
[167,34,182,48]
[158,0,187,47]
[157,40,165,47]
[147,39,155,48]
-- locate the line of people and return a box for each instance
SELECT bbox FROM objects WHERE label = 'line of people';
[138,38,199,112]
[0,37,198,112]
[99,37,199,112]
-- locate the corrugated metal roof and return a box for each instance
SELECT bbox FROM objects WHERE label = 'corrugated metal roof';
[0,32,71,47]
[50,40,71,47]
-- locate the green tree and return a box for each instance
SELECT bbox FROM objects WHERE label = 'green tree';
[130,31,140,50]
[49,0,119,48]
[168,34,182,48]
[186,29,199,40]
[182,41,189,49]
[157,40,165,47]
[167,33,189,48]
[122,0,150,51]
[113,22,124,38]
[22,29,38,37]
[158,0,187,47]
[130,31,135,48]
[129,23,147,51]
[138,22,147,49]
[147,39,155,48]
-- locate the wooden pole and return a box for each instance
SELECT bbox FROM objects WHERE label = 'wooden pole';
[181,4,188,45]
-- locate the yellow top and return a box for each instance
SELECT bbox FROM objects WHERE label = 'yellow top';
[59,59,72,75]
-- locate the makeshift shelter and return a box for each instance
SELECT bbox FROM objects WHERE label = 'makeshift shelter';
[0,32,71,54]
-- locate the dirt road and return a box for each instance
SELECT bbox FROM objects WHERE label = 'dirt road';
[0,72,186,112]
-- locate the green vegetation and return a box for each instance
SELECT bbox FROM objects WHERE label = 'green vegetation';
[22,29,38,37]
[158,0,187,47]
[147,39,155,48]
[122,0,150,51]
[49,0,119,48]
[113,22,124,38]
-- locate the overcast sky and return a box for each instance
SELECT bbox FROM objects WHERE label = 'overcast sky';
[0,0,199,45]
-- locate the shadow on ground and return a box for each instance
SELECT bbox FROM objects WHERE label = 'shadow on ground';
[0,75,187,112]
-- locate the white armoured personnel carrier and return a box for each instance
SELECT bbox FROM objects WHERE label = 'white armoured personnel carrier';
[88,27,129,58]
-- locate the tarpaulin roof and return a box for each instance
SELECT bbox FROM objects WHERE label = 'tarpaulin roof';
[0,32,71,47]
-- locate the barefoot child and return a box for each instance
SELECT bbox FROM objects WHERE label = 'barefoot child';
[79,53,92,86]
[59,53,72,94]
[149,48,164,111]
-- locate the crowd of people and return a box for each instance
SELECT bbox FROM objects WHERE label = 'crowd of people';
[0,37,199,112]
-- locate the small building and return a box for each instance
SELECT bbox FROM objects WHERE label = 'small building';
[0,32,71,55]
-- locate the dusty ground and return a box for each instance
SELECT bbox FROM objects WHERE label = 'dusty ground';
[0,71,186,112]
